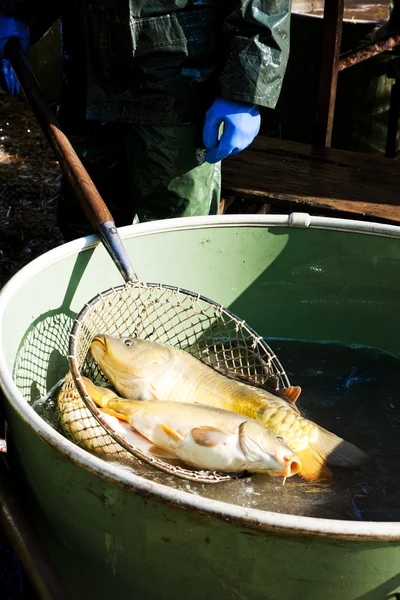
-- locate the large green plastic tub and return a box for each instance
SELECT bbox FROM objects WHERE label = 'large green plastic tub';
[0,214,400,599]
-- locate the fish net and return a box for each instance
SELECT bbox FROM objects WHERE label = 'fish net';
[68,281,290,483]
[58,372,130,459]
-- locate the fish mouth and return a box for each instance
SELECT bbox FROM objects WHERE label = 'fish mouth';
[268,454,302,478]
[282,455,302,477]
[91,335,107,358]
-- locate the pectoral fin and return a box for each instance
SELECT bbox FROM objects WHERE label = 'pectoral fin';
[162,423,184,442]
[191,426,230,447]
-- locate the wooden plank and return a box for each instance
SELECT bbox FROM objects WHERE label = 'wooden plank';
[221,185,400,224]
[222,137,400,225]
[244,136,400,176]
[314,0,345,147]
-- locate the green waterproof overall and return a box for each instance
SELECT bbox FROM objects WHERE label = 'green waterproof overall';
[1,0,291,240]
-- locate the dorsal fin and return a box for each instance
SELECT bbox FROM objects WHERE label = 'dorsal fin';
[280,386,302,404]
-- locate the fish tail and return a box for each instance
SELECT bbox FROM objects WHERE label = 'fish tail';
[296,425,368,483]
[101,406,131,423]
[107,398,138,414]
[82,376,118,407]
[83,377,137,420]
[296,447,334,484]
[312,425,368,468]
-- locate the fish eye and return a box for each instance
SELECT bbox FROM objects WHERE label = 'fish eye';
[276,436,285,443]
[124,338,134,347]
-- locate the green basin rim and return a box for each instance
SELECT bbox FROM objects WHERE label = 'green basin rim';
[1,214,400,542]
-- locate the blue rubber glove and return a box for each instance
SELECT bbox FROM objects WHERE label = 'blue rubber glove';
[0,13,29,95]
[0,59,20,95]
[203,98,261,164]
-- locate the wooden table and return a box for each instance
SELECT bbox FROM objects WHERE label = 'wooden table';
[222,136,400,225]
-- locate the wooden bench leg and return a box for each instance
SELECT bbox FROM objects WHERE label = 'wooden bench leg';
[314,0,345,147]
[219,196,236,214]
[386,77,400,158]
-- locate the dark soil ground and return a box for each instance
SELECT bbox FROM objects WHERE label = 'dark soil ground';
[0,92,63,600]
[0,94,63,286]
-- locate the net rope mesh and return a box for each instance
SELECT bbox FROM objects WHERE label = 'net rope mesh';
[65,281,290,483]
[13,311,73,403]
[58,372,130,460]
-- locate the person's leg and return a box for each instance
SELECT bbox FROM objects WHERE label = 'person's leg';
[56,121,134,241]
[124,125,221,222]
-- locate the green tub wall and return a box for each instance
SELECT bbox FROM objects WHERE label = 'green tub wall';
[6,408,400,600]
[1,222,400,599]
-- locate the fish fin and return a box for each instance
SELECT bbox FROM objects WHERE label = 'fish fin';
[296,426,368,483]
[148,445,178,459]
[82,376,118,408]
[313,426,368,468]
[101,407,130,423]
[191,426,230,447]
[296,447,334,484]
[162,423,184,442]
[280,386,302,404]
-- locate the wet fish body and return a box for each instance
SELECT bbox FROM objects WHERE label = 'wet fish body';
[90,335,368,482]
[83,377,301,478]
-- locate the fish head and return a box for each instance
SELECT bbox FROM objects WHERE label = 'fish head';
[238,420,301,478]
[90,335,173,384]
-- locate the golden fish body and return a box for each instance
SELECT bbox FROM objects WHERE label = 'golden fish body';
[83,377,301,478]
[91,336,316,453]
[91,335,367,482]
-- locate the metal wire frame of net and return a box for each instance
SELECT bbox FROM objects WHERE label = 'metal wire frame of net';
[68,281,290,483]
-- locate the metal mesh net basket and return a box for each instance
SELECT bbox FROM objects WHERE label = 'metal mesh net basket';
[68,281,290,483]
[58,372,131,459]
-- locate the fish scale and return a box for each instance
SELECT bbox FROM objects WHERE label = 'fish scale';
[81,377,301,477]
[154,358,314,453]
[90,335,368,482]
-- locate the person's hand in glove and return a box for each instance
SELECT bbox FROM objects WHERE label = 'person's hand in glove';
[203,98,261,164]
[0,58,21,95]
[0,13,30,95]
